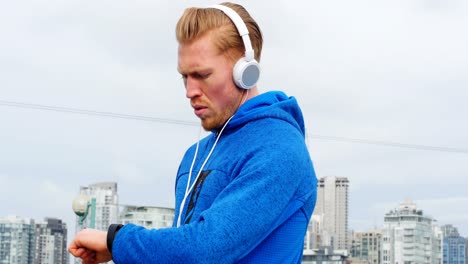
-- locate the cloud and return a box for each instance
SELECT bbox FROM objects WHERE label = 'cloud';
[1,0,467,246]
[415,197,468,222]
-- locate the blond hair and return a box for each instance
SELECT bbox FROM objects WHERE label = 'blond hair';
[175,2,263,63]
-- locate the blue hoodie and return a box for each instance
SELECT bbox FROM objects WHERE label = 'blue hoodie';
[112,91,317,263]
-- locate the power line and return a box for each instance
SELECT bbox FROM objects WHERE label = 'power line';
[0,99,198,126]
[1,99,467,154]
[309,134,468,154]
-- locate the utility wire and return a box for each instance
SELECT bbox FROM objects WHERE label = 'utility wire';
[309,134,468,154]
[1,99,467,154]
[0,99,199,126]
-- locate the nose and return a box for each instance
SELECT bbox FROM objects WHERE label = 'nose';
[185,76,201,99]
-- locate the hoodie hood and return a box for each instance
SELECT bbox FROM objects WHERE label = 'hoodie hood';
[226,91,306,136]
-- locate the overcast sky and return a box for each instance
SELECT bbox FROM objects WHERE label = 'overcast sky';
[1,0,467,253]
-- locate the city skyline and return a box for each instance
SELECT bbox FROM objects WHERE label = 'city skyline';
[3,182,467,239]
[1,0,467,256]
[2,187,466,263]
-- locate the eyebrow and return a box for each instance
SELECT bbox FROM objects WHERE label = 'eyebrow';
[177,67,212,76]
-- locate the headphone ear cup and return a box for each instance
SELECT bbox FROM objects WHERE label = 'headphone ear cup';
[233,57,260,89]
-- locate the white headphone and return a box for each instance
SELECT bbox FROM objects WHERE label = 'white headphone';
[209,4,260,90]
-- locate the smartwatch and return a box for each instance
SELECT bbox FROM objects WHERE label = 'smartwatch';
[107,224,124,256]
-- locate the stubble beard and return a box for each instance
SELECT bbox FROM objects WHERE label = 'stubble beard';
[200,104,237,132]
[199,89,245,131]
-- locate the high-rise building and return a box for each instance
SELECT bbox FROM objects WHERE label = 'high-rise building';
[381,199,442,264]
[120,206,174,229]
[0,216,69,264]
[304,214,322,251]
[34,218,68,264]
[442,224,460,237]
[311,176,349,250]
[441,224,465,264]
[0,215,35,264]
[76,182,119,232]
[465,238,468,264]
[350,229,382,264]
[74,182,119,264]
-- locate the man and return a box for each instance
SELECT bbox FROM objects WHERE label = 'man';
[69,2,317,263]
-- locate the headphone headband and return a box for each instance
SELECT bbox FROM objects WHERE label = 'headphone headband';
[208,4,260,89]
[208,4,255,61]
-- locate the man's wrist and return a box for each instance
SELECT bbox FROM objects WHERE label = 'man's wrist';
[107,224,124,256]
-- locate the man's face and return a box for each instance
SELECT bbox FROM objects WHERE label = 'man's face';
[177,32,243,131]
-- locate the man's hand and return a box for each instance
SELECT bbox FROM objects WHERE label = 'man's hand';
[68,228,112,264]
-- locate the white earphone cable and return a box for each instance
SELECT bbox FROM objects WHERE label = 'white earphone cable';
[176,114,235,227]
